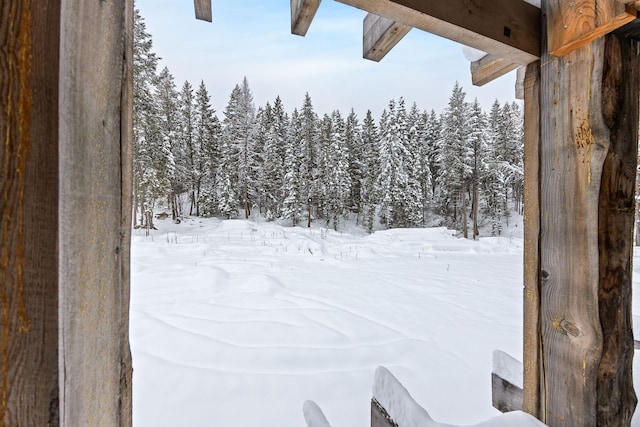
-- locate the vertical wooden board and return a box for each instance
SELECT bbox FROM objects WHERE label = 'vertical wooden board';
[595,33,639,425]
[58,0,131,425]
[522,61,541,419]
[0,0,60,425]
[119,1,134,425]
[539,35,607,426]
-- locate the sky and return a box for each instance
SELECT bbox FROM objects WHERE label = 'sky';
[135,0,521,120]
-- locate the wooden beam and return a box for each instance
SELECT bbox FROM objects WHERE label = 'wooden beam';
[335,0,541,65]
[1,1,60,424]
[548,1,637,57]
[470,54,519,86]
[291,0,322,36]
[515,66,526,100]
[194,0,212,22]
[363,13,411,62]
[522,60,541,420]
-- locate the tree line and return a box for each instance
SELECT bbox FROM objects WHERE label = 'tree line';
[133,10,523,238]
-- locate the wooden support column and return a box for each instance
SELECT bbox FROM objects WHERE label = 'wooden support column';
[522,60,542,420]
[59,0,133,424]
[526,4,640,423]
[1,0,133,425]
[1,1,60,424]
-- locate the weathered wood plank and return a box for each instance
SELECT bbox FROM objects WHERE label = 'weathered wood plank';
[522,60,541,419]
[371,399,398,427]
[539,31,607,427]
[537,19,639,423]
[548,0,636,57]
[492,373,524,413]
[336,0,541,65]
[194,0,212,22]
[1,1,60,425]
[595,33,639,425]
[363,13,411,62]
[119,1,134,425]
[59,0,132,424]
[515,66,526,100]
[470,54,519,86]
[291,0,322,36]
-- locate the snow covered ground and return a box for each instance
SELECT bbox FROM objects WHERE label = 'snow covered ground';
[131,216,640,427]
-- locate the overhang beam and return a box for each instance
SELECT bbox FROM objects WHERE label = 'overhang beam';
[470,54,519,86]
[194,0,212,22]
[336,0,541,65]
[291,0,322,36]
[363,14,411,62]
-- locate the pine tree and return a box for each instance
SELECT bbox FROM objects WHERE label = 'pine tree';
[299,93,319,219]
[323,111,351,230]
[375,98,414,228]
[439,82,470,233]
[220,78,257,219]
[344,110,363,217]
[133,9,161,229]
[282,109,304,225]
[178,81,199,215]
[155,67,180,220]
[360,110,379,233]
[467,99,488,239]
[194,80,220,216]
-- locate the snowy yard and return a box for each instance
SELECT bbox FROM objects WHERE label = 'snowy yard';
[131,217,640,426]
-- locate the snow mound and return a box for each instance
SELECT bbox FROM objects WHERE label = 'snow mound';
[373,366,546,427]
[303,400,332,427]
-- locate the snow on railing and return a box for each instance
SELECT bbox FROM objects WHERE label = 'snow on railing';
[303,400,332,427]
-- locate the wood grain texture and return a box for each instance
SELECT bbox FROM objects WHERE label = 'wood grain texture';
[58,0,132,425]
[1,0,60,425]
[336,0,541,65]
[515,66,526,99]
[522,60,541,420]
[119,1,134,425]
[595,33,639,425]
[470,54,519,86]
[539,31,607,427]
[291,0,322,36]
[194,0,212,22]
[371,399,398,427]
[548,0,636,56]
[492,373,524,413]
[363,13,411,62]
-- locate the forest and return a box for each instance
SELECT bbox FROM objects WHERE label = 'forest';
[133,10,524,239]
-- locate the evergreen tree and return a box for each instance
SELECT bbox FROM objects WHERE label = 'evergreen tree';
[360,110,379,233]
[299,93,320,218]
[194,80,221,216]
[178,81,199,215]
[344,110,363,217]
[323,111,352,230]
[282,109,304,225]
[439,82,470,233]
[133,9,161,228]
[467,99,488,239]
[155,67,180,219]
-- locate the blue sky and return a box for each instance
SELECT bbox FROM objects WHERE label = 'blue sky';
[136,0,519,119]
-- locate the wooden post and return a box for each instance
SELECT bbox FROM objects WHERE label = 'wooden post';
[524,3,640,423]
[1,0,133,425]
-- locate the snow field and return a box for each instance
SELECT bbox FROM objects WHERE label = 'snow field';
[131,217,640,426]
